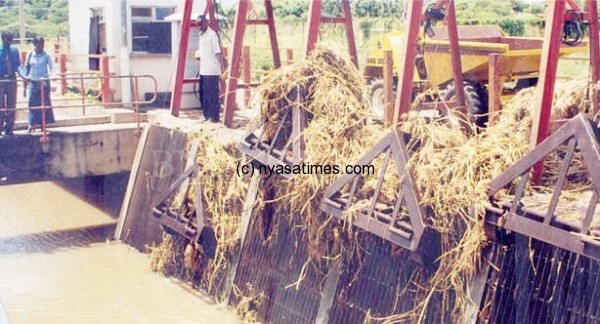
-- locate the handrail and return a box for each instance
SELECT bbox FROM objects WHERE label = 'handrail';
[0,74,158,143]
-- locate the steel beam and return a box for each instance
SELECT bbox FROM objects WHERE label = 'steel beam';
[223,0,249,127]
[530,0,566,183]
[393,0,424,123]
[341,0,358,66]
[169,0,194,117]
[304,0,358,66]
[445,1,467,118]
[487,114,600,261]
[587,0,600,114]
[224,0,281,127]
[265,0,281,68]
[320,129,431,254]
[305,0,322,57]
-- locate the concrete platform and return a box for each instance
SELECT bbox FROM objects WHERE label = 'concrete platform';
[0,122,141,183]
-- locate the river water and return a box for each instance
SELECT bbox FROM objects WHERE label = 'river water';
[0,177,240,323]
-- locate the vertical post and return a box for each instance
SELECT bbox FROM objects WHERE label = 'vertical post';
[133,76,142,136]
[464,249,492,324]
[205,0,219,32]
[265,0,281,68]
[315,260,342,324]
[393,0,424,123]
[80,72,86,115]
[445,1,466,116]
[18,0,25,44]
[224,0,250,127]
[587,0,600,114]
[59,54,67,95]
[40,80,48,144]
[341,0,358,67]
[286,48,294,65]
[169,0,194,117]
[530,0,565,183]
[305,0,322,57]
[242,46,251,109]
[383,50,395,125]
[488,54,502,126]
[220,47,228,101]
[100,56,112,105]
[54,43,60,63]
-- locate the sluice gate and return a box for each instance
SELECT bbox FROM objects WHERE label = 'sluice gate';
[118,118,600,323]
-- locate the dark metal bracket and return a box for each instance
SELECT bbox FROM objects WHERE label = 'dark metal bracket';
[238,89,308,179]
[486,113,600,260]
[151,164,208,244]
[320,128,437,261]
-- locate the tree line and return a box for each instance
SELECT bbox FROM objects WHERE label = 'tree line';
[0,0,68,41]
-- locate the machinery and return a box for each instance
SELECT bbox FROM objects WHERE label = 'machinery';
[365,25,585,124]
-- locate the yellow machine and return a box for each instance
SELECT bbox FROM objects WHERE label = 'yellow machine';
[365,25,586,123]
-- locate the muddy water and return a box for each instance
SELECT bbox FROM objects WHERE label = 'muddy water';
[0,181,115,239]
[0,179,240,323]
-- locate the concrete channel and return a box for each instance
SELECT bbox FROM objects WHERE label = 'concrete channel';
[0,111,242,323]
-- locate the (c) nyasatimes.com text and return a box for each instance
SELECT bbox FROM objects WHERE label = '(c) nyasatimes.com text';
[236,161,375,178]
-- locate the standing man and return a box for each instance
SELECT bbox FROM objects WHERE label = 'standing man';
[25,36,56,132]
[0,32,26,136]
[196,16,227,123]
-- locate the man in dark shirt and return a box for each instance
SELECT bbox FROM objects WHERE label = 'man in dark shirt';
[0,32,26,136]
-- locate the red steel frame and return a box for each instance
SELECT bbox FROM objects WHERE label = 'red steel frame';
[170,0,218,117]
[223,0,281,127]
[304,0,358,67]
[530,0,600,183]
[393,0,466,124]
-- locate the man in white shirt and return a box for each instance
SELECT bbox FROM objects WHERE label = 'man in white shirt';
[197,16,227,123]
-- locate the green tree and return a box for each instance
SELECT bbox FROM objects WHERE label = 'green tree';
[0,0,68,39]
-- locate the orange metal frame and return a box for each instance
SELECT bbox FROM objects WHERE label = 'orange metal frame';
[393,0,466,125]
[223,0,281,127]
[530,0,600,183]
[170,0,218,117]
[0,74,157,143]
[304,0,358,67]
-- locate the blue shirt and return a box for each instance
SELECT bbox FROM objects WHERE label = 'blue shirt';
[25,50,53,80]
[0,44,24,78]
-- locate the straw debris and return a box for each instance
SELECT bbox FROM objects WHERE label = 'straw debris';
[148,44,599,322]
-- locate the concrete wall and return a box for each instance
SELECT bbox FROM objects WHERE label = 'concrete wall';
[47,126,140,178]
[0,125,140,183]
[68,0,122,100]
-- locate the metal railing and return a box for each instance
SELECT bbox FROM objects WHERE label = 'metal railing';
[0,74,158,143]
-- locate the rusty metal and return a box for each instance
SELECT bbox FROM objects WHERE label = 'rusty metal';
[151,164,208,244]
[530,0,567,183]
[170,0,217,117]
[487,113,600,260]
[305,0,357,66]
[224,0,281,127]
[238,89,307,179]
[0,74,156,142]
[320,128,438,261]
[394,0,465,125]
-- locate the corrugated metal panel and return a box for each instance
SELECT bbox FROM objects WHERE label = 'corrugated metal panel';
[480,233,600,323]
[233,208,324,323]
[328,234,448,324]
